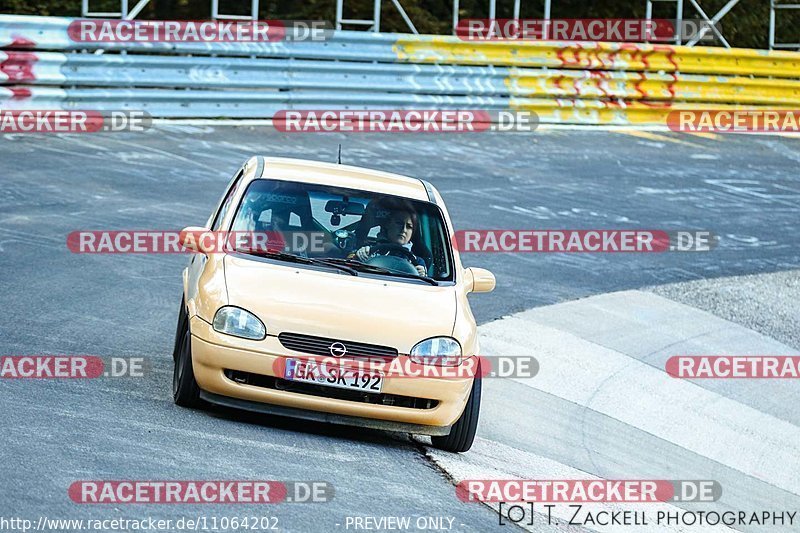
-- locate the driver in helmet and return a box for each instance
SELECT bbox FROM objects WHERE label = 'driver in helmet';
[353,205,427,276]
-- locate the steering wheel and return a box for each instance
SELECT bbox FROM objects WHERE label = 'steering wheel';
[369,243,418,262]
[365,243,419,275]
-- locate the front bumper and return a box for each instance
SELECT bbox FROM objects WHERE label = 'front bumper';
[189,316,473,431]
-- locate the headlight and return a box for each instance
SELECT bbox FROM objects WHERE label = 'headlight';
[213,306,266,340]
[410,337,462,366]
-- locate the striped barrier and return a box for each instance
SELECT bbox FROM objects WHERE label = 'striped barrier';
[4,51,800,106]
[394,37,800,78]
[2,14,800,125]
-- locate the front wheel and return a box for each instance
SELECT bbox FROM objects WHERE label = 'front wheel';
[172,301,202,408]
[431,364,481,453]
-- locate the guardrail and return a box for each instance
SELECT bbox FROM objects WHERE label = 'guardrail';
[2,14,800,124]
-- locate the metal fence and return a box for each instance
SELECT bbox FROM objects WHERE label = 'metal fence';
[2,14,800,124]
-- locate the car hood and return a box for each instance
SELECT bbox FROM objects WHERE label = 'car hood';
[223,255,457,354]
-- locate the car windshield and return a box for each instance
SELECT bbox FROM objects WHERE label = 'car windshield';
[229,179,454,282]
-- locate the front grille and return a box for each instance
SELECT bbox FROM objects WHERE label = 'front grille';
[278,332,398,362]
[224,370,438,410]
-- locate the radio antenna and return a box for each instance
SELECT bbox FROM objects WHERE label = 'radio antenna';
[337,144,342,164]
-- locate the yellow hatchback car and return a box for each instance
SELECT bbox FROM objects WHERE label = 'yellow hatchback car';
[172,157,495,452]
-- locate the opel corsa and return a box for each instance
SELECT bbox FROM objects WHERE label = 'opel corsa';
[173,157,495,452]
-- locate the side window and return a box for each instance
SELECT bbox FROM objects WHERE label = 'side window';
[210,169,244,230]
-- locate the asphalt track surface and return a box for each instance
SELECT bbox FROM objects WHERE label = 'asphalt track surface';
[1,126,799,531]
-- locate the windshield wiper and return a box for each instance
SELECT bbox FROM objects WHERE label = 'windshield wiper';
[237,248,358,276]
[322,258,439,286]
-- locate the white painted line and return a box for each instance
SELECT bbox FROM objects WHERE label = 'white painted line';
[426,437,733,533]
[477,291,800,496]
[146,119,800,137]
[151,119,276,126]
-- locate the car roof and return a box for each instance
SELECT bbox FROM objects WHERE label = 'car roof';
[253,157,431,202]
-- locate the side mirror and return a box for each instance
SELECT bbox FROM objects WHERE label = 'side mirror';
[465,267,495,293]
[180,226,215,254]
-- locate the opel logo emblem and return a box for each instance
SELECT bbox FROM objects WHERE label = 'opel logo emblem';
[329,342,347,358]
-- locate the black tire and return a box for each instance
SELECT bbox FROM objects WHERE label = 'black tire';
[431,363,482,453]
[172,299,202,408]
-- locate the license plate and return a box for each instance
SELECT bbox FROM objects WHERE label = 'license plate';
[283,358,383,394]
